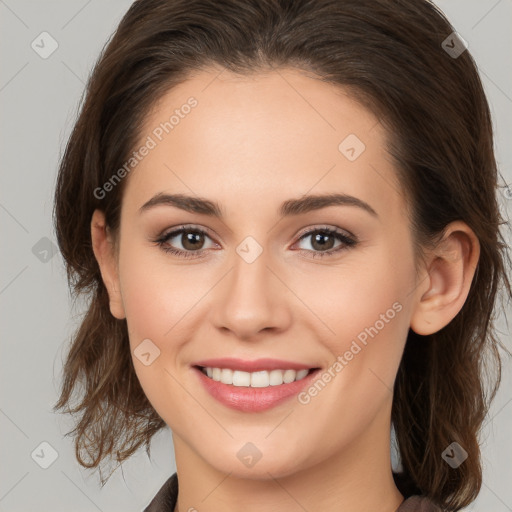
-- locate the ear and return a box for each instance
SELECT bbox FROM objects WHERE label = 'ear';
[410,221,480,335]
[90,209,126,320]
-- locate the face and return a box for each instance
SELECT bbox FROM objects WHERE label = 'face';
[98,66,422,479]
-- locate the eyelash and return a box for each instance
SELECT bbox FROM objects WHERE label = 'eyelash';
[152,225,358,260]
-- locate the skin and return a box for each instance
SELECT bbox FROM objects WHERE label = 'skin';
[91,66,480,512]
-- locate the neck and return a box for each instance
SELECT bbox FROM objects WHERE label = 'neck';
[172,408,404,512]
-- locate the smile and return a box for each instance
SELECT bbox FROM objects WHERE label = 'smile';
[191,358,321,412]
[199,366,312,387]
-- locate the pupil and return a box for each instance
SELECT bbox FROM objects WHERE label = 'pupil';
[313,232,334,250]
[183,232,203,250]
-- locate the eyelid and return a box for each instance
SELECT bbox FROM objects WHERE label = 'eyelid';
[293,224,356,243]
[158,224,219,242]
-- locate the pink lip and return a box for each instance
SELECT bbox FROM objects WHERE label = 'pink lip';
[192,357,315,372]
[192,365,321,413]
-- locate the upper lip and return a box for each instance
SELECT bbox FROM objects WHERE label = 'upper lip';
[192,357,319,372]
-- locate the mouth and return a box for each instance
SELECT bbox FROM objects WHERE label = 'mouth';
[191,358,321,412]
[194,365,317,387]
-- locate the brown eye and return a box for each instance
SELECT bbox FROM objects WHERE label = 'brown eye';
[294,227,357,259]
[309,231,336,251]
[154,226,217,259]
[179,230,206,251]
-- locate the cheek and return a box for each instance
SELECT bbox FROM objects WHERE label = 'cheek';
[308,242,413,396]
[304,244,412,348]
[117,245,206,417]
[292,276,410,457]
[118,243,205,345]
[117,245,219,410]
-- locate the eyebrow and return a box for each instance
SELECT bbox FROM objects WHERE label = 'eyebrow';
[139,192,378,218]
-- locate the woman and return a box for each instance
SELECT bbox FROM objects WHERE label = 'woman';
[53,0,511,511]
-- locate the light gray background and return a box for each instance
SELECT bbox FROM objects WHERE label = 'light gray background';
[1,1,511,511]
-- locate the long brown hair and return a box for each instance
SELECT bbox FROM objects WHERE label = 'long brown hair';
[52,0,512,509]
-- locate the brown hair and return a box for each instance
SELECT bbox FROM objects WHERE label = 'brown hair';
[52,0,512,509]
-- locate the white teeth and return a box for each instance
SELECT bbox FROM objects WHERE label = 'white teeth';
[232,370,251,386]
[283,369,296,383]
[200,367,312,387]
[296,369,309,380]
[269,369,284,386]
[251,371,269,388]
[220,368,233,385]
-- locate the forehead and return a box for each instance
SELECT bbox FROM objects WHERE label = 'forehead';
[122,66,406,221]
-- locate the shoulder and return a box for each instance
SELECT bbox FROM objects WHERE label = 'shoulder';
[143,473,178,512]
[397,495,444,512]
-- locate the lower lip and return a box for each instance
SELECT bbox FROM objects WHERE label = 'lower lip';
[193,366,320,412]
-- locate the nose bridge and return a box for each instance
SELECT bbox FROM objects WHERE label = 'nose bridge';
[212,237,290,339]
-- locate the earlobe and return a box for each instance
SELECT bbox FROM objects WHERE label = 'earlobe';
[90,209,126,320]
[410,221,480,336]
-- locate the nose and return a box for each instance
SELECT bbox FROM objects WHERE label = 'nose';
[211,247,292,341]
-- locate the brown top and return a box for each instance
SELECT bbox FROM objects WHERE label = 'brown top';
[143,473,443,511]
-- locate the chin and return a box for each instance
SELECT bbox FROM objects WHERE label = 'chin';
[204,445,311,481]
